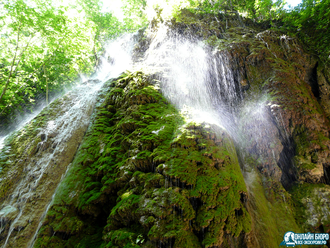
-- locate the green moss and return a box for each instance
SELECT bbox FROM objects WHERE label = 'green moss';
[290,182,330,235]
[0,92,83,202]
[245,166,300,248]
[33,71,251,247]
[292,125,330,174]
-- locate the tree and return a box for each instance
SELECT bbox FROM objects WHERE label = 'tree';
[283,0,330,62]
[0,0,97,116]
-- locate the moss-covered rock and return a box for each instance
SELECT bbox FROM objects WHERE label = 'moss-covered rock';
[291,183,330,232]
[0,82,98,248]
[2,8,330,248]
[163,8,330,245]
[34,71,251,247]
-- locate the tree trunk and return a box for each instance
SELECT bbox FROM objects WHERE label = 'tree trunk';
[0,22,21,104]
[44,65,48,105]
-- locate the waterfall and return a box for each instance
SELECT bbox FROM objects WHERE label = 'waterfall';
[139,24,285,175]
[0,21,299,247]
[0,107,46,151]
[0,34,135,248]
[141,24,243,139]
[138,24,293,246]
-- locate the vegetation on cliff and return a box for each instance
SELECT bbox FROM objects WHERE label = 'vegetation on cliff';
[1,0,329,126]
[0,81,99,247]
[1,0,330,247]
[0,0,143,127]
[33,71,251,247]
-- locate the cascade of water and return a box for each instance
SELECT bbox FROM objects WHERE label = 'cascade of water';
[0,137,6,154]
[28,163,72,248]
[140,24,285,172]
[0,34,135,248]
[96,33,135,82]
[140,25,291,235]
[140,24,299,248]
[0,105,47,151]
[141,24,242,136]
[0,81,103,248]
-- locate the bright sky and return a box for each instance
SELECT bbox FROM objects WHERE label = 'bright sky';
[101,0,191,21]
[101,0,124,21]
[285,0,302,8]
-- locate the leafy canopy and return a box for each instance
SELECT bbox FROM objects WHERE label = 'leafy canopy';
[1,0,329,124]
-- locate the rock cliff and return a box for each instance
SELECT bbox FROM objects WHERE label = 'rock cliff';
[1,9,330,248]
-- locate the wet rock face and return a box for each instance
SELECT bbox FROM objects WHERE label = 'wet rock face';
[186,19,330,187]
[291,183,330,233]
[317,66,330,119]
[223,28,330,187]
[1,10,329,248]
[166,9,330,239]
[34,72,251,248]
[0,83,99,248]
[82,79,101,85]
[164,10,330,189]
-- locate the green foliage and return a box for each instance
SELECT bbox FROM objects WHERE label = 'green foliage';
[181,0,285,21]
[0,144,14,173]
[121,0,148,29]
[0,0,142,124]
[0,0,97,118]
[282,0,330,63]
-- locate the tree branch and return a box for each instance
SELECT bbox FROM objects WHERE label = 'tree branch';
[0,21,21,104]
[13,34,35,76]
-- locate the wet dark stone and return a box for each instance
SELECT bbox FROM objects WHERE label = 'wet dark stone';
[310,62,320,100]
[323,163,330,185]
[40,133,46,141]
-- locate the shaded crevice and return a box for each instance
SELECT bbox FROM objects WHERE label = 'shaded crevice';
[152,238,175,248]
[189,197,202,212]
[171,177,187,189]
[322,163,330,185]
[240,192,248,204]
[235,208,244,216]
[193,226,209,248]
[54,231,71,241]
[310,62,320,100]
[277,135,298,190]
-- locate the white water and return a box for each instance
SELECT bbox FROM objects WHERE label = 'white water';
[140,24,243,136]
[138,24,287,194]
[28,163,72,248]
[0,23,284,247]
[139,25,282,163]
[0,106,46,151]
[138,24,291,247]
[0,34,135,248]
[96,33,135,82]
[0,81,103,248]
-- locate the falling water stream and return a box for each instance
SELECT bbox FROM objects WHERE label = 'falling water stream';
[142,24,296,248]
[0,34,135,248]
[140,24,284,173]
[141,24,245,140]
[0,106,46,152]
[0,22,287,247]
[28,162,71,248]
[0,81,104,248]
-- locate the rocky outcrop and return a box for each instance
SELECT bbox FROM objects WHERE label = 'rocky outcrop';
[161,9,330,244]
[34,71,251,248]
[1,9,330,248]
[0,83,100,248]
[222,26,330,236]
